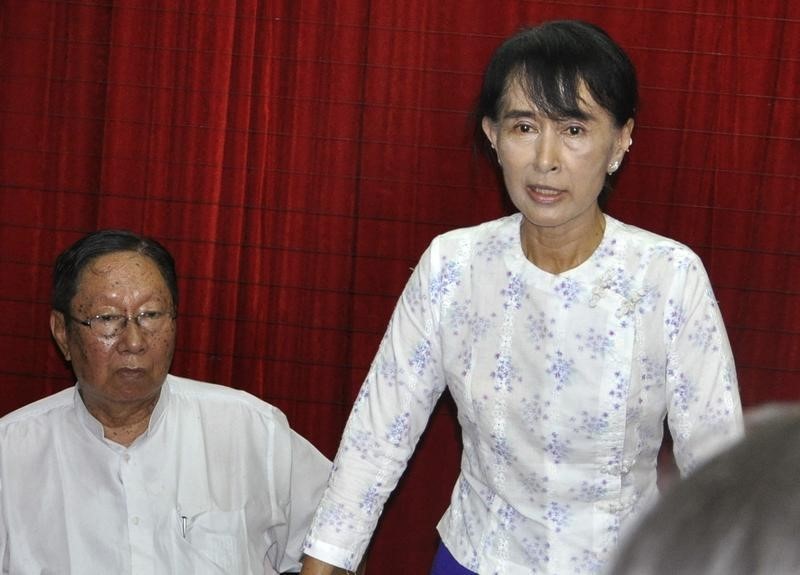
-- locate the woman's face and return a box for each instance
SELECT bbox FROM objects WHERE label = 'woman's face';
[482,80,633,234]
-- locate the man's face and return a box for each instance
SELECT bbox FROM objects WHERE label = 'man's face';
[51,251,176,411]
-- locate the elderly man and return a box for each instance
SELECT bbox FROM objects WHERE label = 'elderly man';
[0,229,332,574]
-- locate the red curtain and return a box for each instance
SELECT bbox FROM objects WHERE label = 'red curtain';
[1,1,798,572]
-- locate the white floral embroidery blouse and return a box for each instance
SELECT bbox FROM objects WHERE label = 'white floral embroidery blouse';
[304,213,744,574]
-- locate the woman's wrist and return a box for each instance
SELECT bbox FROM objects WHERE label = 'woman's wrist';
[299,555,354,575]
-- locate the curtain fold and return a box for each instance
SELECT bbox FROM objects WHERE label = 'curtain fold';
[1,1,798,571]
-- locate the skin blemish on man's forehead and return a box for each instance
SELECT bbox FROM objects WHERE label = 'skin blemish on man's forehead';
[75,252,171,310]
[87,251,144,273]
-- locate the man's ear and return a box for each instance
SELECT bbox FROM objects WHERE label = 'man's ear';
[50,310,71,361]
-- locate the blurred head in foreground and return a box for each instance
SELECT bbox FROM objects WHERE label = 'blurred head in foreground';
[610,408,800,575]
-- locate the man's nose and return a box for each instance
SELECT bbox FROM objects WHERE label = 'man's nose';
[116,316,147,351]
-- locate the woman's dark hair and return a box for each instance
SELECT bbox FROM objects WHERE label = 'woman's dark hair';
[52,229,178,316]
[474,20,638,203]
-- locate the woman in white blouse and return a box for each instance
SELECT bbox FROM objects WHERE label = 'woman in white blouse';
[301,20,743,575]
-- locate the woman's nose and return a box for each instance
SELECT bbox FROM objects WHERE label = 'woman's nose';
[533,129,560,173]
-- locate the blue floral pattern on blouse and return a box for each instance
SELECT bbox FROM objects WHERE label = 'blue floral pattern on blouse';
[304,213,743,573]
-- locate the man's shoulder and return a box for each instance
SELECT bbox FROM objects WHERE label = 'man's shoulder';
[166,374,287,425]
[0,386,75,432]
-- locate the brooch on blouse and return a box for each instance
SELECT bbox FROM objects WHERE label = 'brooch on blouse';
[589,269,646,319]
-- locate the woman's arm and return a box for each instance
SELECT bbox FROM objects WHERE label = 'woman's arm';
[302,238,453,569]
[664,252,744,474]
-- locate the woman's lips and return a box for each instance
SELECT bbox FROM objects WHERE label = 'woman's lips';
[527,185,564,203]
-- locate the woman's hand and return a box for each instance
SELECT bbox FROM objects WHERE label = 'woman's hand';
[299,555,364,574]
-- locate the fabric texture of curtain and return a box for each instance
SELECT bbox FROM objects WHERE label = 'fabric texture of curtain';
[1,1,798,571]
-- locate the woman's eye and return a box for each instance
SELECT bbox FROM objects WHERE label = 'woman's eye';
[565,125,583,136]
[515,123,534,134]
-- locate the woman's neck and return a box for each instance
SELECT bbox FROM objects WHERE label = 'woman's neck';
[521,209,606,274]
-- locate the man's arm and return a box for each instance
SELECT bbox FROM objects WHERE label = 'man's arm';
[0,477,8,574]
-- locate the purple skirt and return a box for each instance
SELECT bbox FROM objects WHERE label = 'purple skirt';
[430,542,478,575]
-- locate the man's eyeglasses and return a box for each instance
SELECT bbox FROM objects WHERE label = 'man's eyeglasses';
[70,310,176,339]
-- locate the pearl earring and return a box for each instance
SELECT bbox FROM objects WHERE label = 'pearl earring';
[607,160,621,175]
[493,146,502,167]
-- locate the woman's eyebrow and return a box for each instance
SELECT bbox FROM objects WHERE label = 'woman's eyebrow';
[502,108,594,122]
[501,109,537,120]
